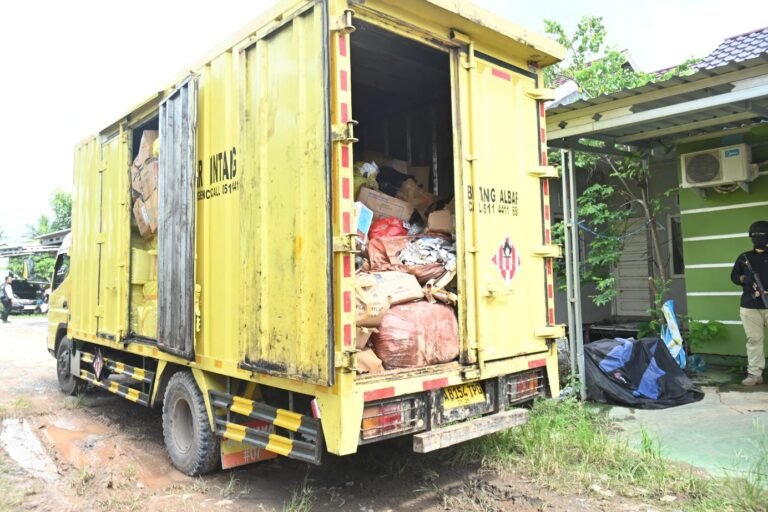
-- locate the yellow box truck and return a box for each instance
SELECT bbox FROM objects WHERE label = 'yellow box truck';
[48,0,565,475]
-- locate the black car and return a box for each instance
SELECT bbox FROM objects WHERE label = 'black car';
[9,280,45,314]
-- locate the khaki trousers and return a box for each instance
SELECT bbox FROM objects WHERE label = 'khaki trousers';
[740,307,768,377]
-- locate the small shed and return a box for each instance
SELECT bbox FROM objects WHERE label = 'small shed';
[547,27,768,364]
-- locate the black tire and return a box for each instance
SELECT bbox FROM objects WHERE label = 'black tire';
[162,371,220,476]
[56,337,85,396]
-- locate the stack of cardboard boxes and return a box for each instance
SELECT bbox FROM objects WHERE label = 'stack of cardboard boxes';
[129,130,160,338]
[131,131,160,238]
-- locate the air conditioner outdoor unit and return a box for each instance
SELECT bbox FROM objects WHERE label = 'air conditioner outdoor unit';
[680,144,755,188]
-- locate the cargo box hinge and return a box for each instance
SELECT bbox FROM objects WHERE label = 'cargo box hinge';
[332,120,359,144]
[333,235,357,253]
[531,245,562,258]
[527,166,558,178]
[335,349,358,373]
[535,325,565,339]
[525,88,556,101]
[331,9,355,33]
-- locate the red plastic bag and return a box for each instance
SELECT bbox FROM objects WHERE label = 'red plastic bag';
[368,217,407,241]
[372,302,459,369]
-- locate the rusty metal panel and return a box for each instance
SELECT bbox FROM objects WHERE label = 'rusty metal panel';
[238,0,332,384]
[158,78,198,359]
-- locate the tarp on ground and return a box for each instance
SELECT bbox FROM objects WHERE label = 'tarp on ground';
[585,337,704,409]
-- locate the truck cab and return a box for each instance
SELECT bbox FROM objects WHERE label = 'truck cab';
[47,233,71,357]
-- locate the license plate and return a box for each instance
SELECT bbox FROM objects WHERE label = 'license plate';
[24,305,37,311]
[443,382,485,409]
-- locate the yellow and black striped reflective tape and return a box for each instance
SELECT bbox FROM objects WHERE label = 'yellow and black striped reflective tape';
[80,352,154,384]
[79,370,149,406]
[211,391,317,437]
[215,418,319,463]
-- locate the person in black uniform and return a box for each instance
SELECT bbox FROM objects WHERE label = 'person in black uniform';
[730,220,768,386]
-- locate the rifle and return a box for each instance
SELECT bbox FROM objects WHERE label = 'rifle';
[743,255,768,308]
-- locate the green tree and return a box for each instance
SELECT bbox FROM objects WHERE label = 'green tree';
[8,254,56,281]
[546,16,696,310]
[50,190,72,231]
[25,214,51,240]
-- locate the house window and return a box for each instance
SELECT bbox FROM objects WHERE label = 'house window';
[668,214,684,277]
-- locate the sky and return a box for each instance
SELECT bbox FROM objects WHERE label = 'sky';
[1,0,766,244]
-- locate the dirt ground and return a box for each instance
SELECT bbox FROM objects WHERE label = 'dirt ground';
[0,318,664,512]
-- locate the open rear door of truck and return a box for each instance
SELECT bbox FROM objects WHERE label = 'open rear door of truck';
[238,0,334,386]
[457,46,551,365]
[158,77,199,359]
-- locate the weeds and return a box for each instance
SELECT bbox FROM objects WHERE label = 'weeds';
[0,456,22,512]
[72,466,95,496]
[453,397,768,511]
[283,476,314,512]
[219,470,250,498]
[63,393,86,410]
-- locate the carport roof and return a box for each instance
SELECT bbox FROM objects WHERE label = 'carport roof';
[546,55,768,151]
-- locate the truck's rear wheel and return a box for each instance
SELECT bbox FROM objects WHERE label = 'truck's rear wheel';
[56,337,85,396]
[162,371,220,475]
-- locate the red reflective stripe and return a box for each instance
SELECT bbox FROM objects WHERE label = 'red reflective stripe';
[343,291,351,313]
[545,229,551,244]
[492,68,511,81]
[540,128,546,143]
[547,259,553,274]
[544,204,550,221]
[341,145,350,168]
[548,284,553,299]
[340,70,348,91]
[343,211,351,233]
[364,387,395,402]
[423,377,449,391]
[539,102,546,118]
[541,151,548,165]
[343,254,351,278]
[341,103,349,123]
[543,179,549,195]
[338,35,347,57]
[343,324,352,347]
[548,308,555,325]
[528,358,547,369]
[341,177,350,199]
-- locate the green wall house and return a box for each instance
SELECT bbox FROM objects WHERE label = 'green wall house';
[679,127,768,360]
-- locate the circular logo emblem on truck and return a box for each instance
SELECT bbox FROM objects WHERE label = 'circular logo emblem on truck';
[491,237,521,284]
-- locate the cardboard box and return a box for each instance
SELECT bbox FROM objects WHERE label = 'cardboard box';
[144,190,159,233]
[358,187,414,221]
[356,348,385,374]
[427,209,455,234]
[356,285,390,327]
[134,130,158,168]
[396,179,436,217]
[407,165,430,191]
[354,201,373,241]
[359,271,423,305]
[130,163,143,199]
[133,198,152,238]
[379,159,408,174]
[356,326,377,350]
[140,158,159,199]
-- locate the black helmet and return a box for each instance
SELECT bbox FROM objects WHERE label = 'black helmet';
[749,220,768,249]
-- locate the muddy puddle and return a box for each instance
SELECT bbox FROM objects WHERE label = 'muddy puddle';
[0,417,59,482]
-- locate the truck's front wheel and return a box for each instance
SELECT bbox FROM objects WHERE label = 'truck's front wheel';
[162,371,220,476]
[56,337,85,396]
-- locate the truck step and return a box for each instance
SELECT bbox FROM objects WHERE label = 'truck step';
[209,390,322,465]
[413,408,528,453]
[81,352,155,385]
[79,369,150,406]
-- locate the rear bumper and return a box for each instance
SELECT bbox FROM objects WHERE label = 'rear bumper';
[413,408,528,453]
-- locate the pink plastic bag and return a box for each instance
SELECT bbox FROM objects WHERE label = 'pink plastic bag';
[368,217,407,240]
[372,302,459,368]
